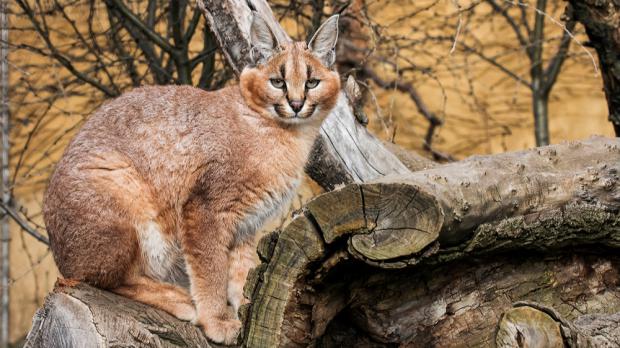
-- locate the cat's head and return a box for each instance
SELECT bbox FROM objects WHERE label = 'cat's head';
[240,13,341,125]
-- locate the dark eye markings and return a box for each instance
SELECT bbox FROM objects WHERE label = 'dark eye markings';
[280,64,286,79]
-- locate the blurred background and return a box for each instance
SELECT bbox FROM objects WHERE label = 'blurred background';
[1,0,615,345]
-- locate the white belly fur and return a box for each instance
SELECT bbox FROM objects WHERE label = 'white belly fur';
[235,177,300,244]
[136,177,300,283]
[137,221,188,286]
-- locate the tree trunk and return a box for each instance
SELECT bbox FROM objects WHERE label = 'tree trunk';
[530,0,550,147]
[532,90,550,146]
[569,0,620,136]
[25,279,218,348]
[241,136,620,347]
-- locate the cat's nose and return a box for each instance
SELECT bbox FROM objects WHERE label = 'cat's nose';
[289,100,304,113]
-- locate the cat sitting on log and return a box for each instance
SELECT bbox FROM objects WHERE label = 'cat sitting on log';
[43,13,341,344]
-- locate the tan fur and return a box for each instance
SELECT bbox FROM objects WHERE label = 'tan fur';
[43,17,340,345]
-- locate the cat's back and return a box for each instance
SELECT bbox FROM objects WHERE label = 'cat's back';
[78,85,246,145]
[49,84,257,199]
[60,85,252,166]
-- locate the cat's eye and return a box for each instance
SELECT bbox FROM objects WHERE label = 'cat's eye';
[270,78,285,89]
[305,79,320,89]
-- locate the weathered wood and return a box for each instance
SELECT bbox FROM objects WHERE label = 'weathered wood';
[341,253,620,346]
[241,137,620,347]
[197,0,414,192]
[25,280,216,348]
[573,312,620,346]
[381,140,436,172]
[496,302,620,347]
[245,200,620,346]
[242,213,325,348]
[304,136,620,265]
[496,306,565,348]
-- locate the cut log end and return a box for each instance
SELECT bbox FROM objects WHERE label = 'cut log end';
[496,306,564,347]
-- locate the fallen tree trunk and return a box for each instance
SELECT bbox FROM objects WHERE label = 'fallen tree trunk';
[307,135,620,254]
[240,136,620,347]
[25,280,217,348]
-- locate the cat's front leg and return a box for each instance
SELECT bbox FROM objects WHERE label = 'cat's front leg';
[227,239,257,317]
[182,203,241,345]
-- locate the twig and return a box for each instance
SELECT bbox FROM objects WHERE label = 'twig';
[0,202,49,245]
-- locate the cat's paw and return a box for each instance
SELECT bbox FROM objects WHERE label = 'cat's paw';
[173,302,196,322]
[199,317,241,345]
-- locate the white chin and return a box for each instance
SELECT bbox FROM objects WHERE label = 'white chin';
[278,115,311,124]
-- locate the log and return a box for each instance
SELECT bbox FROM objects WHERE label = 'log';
[241,136,620,347]
[496,302,620,347]
[307,135,620,260]
[26,137,620,346]
[25,280,217,348]
[242,207,620,346]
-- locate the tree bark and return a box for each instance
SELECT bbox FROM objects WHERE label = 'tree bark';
[24,280,218,348]
[496,301,620,347]
[240,136,620,347]
[569,0,620,136]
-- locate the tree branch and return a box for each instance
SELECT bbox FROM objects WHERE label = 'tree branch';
[543,17,576,94]
[0,202,48,245]
[103,0,177,56]
[14,0,118,97]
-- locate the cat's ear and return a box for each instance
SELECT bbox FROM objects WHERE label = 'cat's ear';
[250,12,281,65]
[308,14,339,67]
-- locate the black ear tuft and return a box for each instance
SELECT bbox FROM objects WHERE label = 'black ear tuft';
[250,11,280,64]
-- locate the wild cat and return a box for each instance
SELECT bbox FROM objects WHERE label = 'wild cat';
[43,13,341,344]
